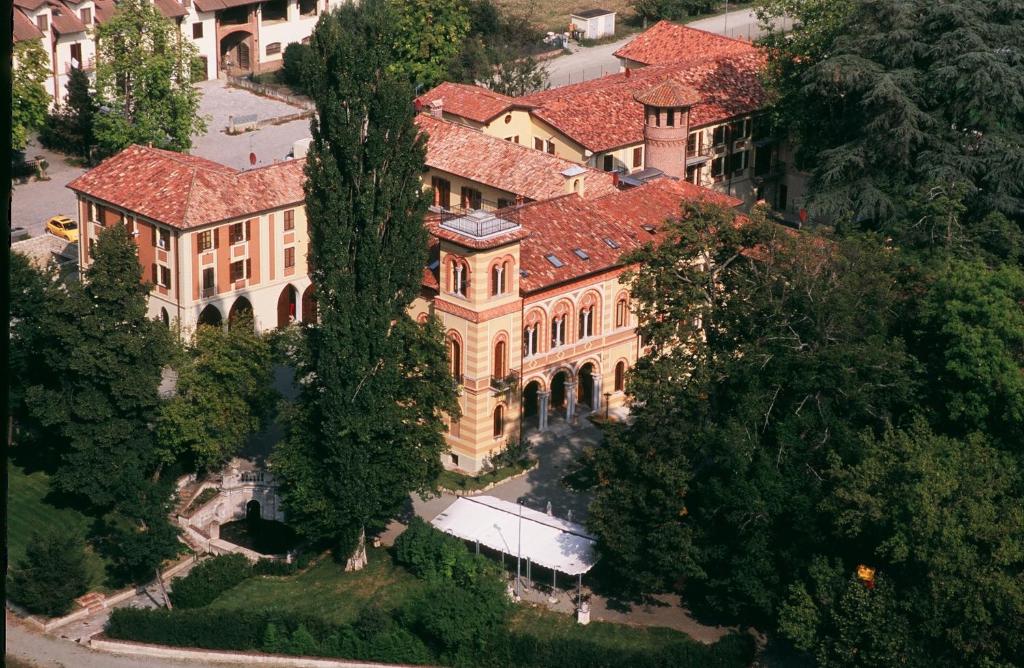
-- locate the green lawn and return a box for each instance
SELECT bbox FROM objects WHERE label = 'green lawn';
[6,460,110,589]
[210,548,712,651]
[207,548,428,623]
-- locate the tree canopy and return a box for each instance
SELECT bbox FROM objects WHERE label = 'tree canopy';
[758,0,1024,232]
[12,40,51,151]
[273,0,458,564]
[94,0,206,157]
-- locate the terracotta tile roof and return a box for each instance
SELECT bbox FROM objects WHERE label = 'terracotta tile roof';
[48,1,86,34]
[93,0,115,23]
[417,114,618,202]
[14,9,44,41]
[67,145,306,229]
[519,52,767,152]
[416,82,531,124]
[614,21,757,66]
[13,0,49,11]
[510,178,740,292]
[153,0,188,19]
[634,79,702,107]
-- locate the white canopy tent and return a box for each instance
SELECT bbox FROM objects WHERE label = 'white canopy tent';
[430,495,597,576]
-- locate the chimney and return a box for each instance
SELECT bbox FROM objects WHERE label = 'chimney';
[429,99,444,119]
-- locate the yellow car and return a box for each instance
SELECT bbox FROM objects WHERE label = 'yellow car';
[46,215,79,243]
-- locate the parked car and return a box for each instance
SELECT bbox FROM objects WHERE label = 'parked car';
[46,215,79,243]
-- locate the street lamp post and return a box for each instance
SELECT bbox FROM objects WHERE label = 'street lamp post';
[516,499,524,598]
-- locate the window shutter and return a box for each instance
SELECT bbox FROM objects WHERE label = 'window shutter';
[245,219,252,240]
[214,228,220,249]
[245,258,252,279]
[151,264,157,284]
[151,225,157,245]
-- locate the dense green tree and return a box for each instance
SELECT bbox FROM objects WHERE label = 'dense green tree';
[782,421,1024,667]
[40,67,98,162]
[757,0,1024,229]
[95,477,182,583]
[12,40,51,151]
[273,0,459,567]
[589,203,917,621]
[909,260,1024,452]
[94,0,206,157]
[389,0,470,88]
[8,530,91,616]
[157,321,275,472]
[486,52,549,97]
[25,224,170,509]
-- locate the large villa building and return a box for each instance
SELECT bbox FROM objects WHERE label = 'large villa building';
[13,0,338,105]
[64,22,772,473]
[416,22,807,222]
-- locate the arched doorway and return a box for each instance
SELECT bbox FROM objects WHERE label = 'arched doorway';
[220,30,254,75]
[277,284,298,329]
[301,285,317,324]
[551,371,568,413]
[523,380,540,428]
[160,308,170,327]
[578,363,595,409]
[246,499,261,521]
[229,296,253,329]
[198,304,222,327]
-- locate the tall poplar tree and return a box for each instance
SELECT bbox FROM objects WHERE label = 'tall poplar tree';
[273,0,458,568]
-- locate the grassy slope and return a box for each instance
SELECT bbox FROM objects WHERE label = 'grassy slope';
[6,460,110,589]
[496,0,636,32]
[207,549,428,624]
[209,548,715,654]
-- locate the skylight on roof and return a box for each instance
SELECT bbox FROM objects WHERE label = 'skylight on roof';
[546,254,564,268]
[520,269,529,277]
[641,224,657,234]
[603,237,620,249]
[573,248,590,260]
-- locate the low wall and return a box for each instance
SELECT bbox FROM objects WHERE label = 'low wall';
[226,76,315,111]
[89,637,436,668]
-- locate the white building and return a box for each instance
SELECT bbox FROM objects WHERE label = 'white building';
[13,0,340,105]
[569,9,615,40]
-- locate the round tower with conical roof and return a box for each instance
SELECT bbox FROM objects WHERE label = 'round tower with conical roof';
[634,80,701,179]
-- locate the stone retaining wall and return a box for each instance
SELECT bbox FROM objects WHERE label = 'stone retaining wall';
[89,637,437,667]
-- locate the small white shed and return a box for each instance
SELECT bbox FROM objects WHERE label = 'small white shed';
[570,9,616,40]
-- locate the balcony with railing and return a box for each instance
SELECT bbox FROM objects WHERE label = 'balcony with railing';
[490,370,520,393]
[438,202,521,240]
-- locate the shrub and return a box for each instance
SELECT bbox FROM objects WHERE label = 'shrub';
[281,42,313,94]
[400,577,510,661]
[168,554,252,608]
[633,0,717,21]
[8,531,90,617]
[252,557,298,576]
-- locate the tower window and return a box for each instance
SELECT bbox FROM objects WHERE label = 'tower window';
[603,155,614,172]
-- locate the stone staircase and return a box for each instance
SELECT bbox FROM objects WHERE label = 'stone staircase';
[74,592,107,614]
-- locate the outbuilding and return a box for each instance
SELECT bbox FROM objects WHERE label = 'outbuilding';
[570,9,616,40]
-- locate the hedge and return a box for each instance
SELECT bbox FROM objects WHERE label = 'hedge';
[105,605,754,668]
[169,554,253,609]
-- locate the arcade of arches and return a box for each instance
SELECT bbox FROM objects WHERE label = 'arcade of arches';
[521,361,625,431]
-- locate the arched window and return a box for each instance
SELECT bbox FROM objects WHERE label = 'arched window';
[449,336,462,382]
[491,263,505,296]
[614,361,626,392]
[550,315,566,348]
[615,297,629,328]
[578,307,593,339]
[523,325,537,357]
[450,259,468,296]
[493,340,507,378]
[493,405,504,438]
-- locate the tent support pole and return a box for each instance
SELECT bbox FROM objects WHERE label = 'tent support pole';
[577,573,582,605]
[475,540,479,555]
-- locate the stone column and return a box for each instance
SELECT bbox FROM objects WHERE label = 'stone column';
[566,382,577,422]
[592,375,602,412]
[538,391,550,431]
